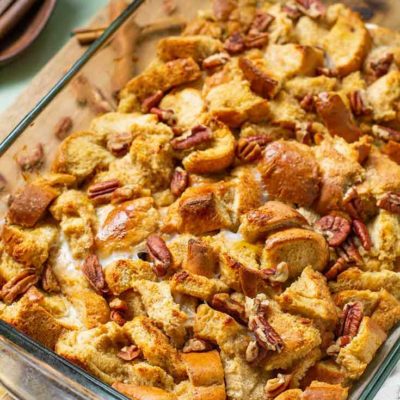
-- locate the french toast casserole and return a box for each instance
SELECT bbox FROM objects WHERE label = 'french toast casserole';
[1,0,400,399]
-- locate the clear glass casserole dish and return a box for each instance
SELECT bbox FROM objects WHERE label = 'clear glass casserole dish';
[0,0,399,399]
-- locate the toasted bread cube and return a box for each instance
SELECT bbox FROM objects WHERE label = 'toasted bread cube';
[121,58,201,104]
[267,91,306,127]
[371,290,400,333]
[2,293,64,349]
[289,347,322,388]
[170,270,229,301]
[2,224,57,269]
[302,381,348,400]
[52,131,114,183]
[50,190,97,259]
[8,184,58,228]
[238,201,307,243]
[333,290,380,316]
[322,7,371,76]
[206,79,269,127]
[56,322,174,388]
[0,244,25,283]
[275,390,303,400]
[112,384,176,400]
[367,71,400,121]
[262,228,329,279]
[294,16,328,47]
[285,76,337,99]
[124,316,186,380]
[278,267,338,328]
[104,259,156,295]
[132,280,187,347]
[337,317,386,380]
[263,44,324,80]
[157,36,223,62]
[96,197,159,256]
[301,360,347,388]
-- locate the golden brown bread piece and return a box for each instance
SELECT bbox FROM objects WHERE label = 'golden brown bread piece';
[301,380,349,400]
[274,390,302,400]
[238,201,307,243]
[300,360,347,388]
[112,384,177,400]
[262,228,329,279]
[258,141,321,207]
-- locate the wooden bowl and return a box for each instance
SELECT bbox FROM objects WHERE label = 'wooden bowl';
[0,0,56,65]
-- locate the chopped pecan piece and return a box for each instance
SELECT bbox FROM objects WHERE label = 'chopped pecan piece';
[238,57,279,100]
[261,262,289,283]
[109,298,128,312]
[244,32,269,49]
[352,219,372,250]
[182,338,213,353]
[202,52,230,70]
[249,314,284,352]
[41,264,61,294]
[236,138,262,163]
[150,107,177,126]
[171,125,213,150]
[265,373,292,399]
[295,0,326,18]
[315,92,362,143]
[110,310,126,326]
[224,32,245,55]
[343,187,364,220]
[146,234,172,277]
[245,340,261,363]
[88,180,121,205]
[283,4,302,19]
[117,345,142,361]
[210,293,247,324]
[325,257,349,281]
[15,144,44,172]
[372,125,400,143]
[316,67,338,78]
[300,94,315,112]
[337,302,363,339]
[377,192,400,214]
[315,215,351,247]
[141,90,164,113]
[370,53,394,80]
[249,11,275,34]
[1,269,38,305]
[348,90,372,117]
[184,238,217,278]
[54,117,73,140]
[170,167,189,197]
[339,237,363,266]
[382,140,400,164]
[107,131,133,156]
[82,254,108,294]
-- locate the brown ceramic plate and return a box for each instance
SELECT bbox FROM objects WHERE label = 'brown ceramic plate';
[0,0,56,65]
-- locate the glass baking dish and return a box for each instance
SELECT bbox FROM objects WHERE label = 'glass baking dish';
[0,0,399,399]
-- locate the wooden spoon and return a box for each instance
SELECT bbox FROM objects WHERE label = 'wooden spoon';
[0,0,56,65]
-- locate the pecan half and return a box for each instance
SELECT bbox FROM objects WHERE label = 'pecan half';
[171,125,213,150]
[265,373,292,399]
[238,57,279,100]
[337,302,363,339]
[54,116,73,140]
[236,138,262,163]
[325,257,349,281]
[348,91,372,117]
[110,310,126,326]
[117,345,142,361]
[370,53,394,80]
[316,67,338,78]
[300,94,315,112]
[82,255,107,294]
[343,187,364,220]
[41,264,61,294]
[141,90,164,113]
[170,167,189,197]
[244,32,269,49]
[377,192,400,214]
[224,32,245,55]
[146,235,172,277]
[182,338,213,353]
[202,52,230,70]
[352,219,372,250]
[15,144,44,172]
[107,131,133,156]
[315,215,351,247]
[249,315,284,352]
[283,4,302,19]
[372,125,400,143]
[1,269,38,305]
[88,179,121,205]
[249,11,275,34]
[295,0,326,18]
[150,107,177,126]
[339,237,363,265]
[184,238,217,278]
[211,293,247,324]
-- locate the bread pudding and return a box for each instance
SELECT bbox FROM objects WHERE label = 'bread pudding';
[2,1,400,399]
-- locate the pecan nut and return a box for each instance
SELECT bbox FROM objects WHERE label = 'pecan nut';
[236,138,262,163]
[238,57,279,100]
[88,179,121,204]
[249,314,284,352]
[110,310,126,326]
[325,257,349,281]
[261,262,289,283]
[339,237,363,265]
[244,32,269,49]
[315,215,351,247]
[249,10,275,34]
[41,264,61,293]
[283,4,302,19]
[210,293,247,324]
[224,32,245,55]
[300,94,315,112]
[1,269,38,305]
[117,345,142,361]
[82,254,108,294]
[146,234,172,277]
[372,125,400,143]
[171,125,213,150]
[182,338,213,353]
[54,116,73,140]
[202,52,230,70]
[377,192,400,214]
[141,90,164,113]
[337,302,363,339]
[265,374,292,399]
[352,219,372,250]
[369,53,394,80]
[348,91,372,117]
[15,144,44,172]
[295,0,326,18]
[170,167,189,197]
[107,131,133,156]
[150,107,177,126]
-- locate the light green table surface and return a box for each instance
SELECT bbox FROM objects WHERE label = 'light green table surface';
[0,0,108,112]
